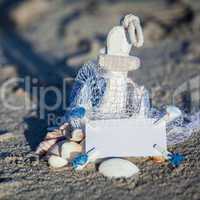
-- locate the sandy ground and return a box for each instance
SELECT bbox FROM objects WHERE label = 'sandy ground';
[0,0,200,199]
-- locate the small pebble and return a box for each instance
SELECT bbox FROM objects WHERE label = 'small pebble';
[0,132,16,142]
[99,158,140,178]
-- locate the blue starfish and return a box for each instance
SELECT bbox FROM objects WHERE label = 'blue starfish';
[71,148,95,169]
[168,153,185,168]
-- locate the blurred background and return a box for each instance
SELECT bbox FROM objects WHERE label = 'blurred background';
[0,0,200,147]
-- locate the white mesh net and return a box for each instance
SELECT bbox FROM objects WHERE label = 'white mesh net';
[67,61,198,146]
[87,72,146,120]
[69,61,148,120]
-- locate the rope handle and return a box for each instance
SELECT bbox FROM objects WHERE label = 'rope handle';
[122,14,144,48]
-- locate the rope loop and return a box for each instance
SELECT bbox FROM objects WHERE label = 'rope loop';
[122,14,144,48]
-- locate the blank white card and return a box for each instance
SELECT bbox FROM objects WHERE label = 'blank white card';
[86,118,167,158]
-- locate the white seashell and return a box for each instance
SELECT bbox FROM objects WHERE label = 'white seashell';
[70,129,84,142]
[61,141,83,160]
[99,158,140,178]
[166,106,182,122]
[48,155,68,168]
[154,106,182,125]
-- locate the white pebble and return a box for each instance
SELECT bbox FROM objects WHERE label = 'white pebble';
[61,141,83,160]
[166,106,182,122]
[48,155,68,168]
[99,158,139,178]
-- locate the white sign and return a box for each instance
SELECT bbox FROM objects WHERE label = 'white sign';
[86,118,167,158]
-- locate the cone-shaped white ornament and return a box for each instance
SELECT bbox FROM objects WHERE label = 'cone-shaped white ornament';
[97,14,143,117]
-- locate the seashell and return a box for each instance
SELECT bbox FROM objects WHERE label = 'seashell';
[59,122,69,130]
[48,155,68,168]
[35,130,65,155]
[59,122,71,136]
[99,158,140,178]
[61,141,83,160]
[46,130,65,139]
[47,123,70,134]
[70,129,84,142]
[166,106,182,123]
[150,156,166,163]
[36,139,58,155]
[47,140,65,157]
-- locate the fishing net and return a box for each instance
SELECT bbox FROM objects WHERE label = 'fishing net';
[68,61,147,120]
[66,61,199,146]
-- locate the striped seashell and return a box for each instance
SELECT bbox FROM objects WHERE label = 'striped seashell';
[47,140,65,157]
[46,129,65,139]
[35,130,66,155]
[59,123,71,135]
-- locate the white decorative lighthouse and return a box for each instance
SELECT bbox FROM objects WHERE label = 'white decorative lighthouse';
[96,14,145,118]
